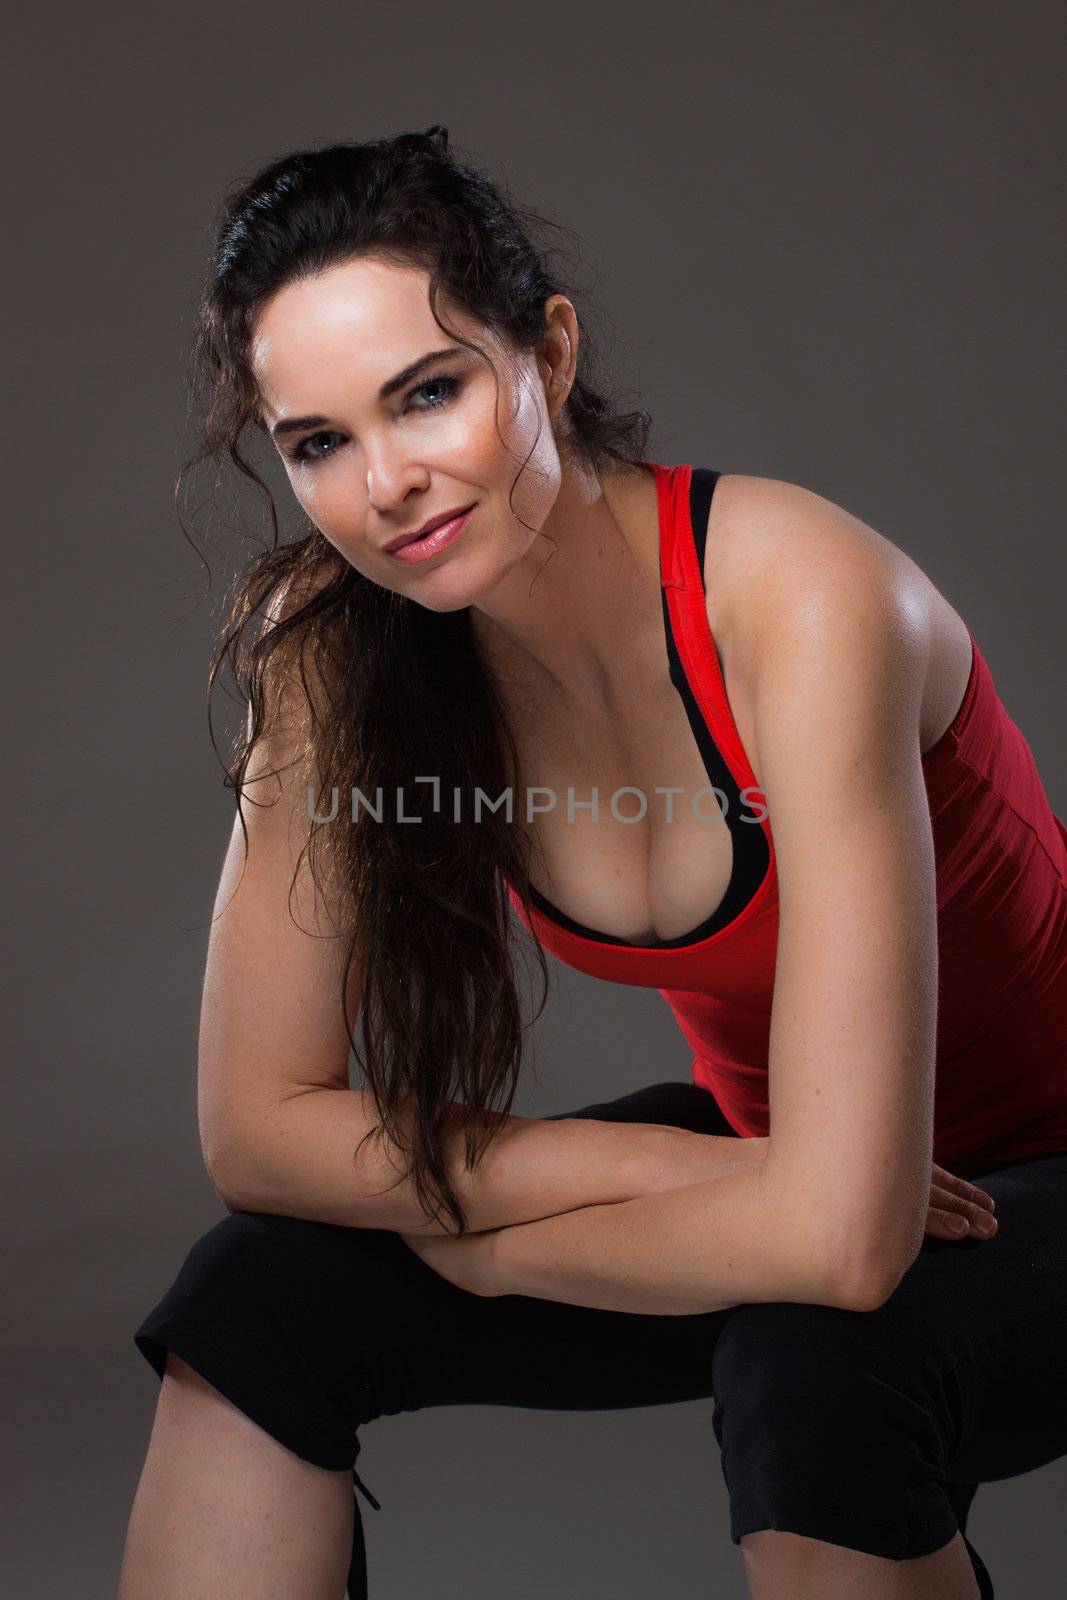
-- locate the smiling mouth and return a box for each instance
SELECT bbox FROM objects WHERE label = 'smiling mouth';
[384,503,477,552]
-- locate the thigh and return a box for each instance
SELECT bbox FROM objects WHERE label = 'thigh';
[133,1080,734,1464]
[705,1151,1067,1570]
[870,1150,1067,1484]
[277,1078,738,1421]
[379,1079,740,1414]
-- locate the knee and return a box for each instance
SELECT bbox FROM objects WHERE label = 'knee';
[135,1209,434,1386]
[134,1212,373,1470]
[148,1208,410,1342]
[160,1211,317,1323]
[709,1303,961,1560]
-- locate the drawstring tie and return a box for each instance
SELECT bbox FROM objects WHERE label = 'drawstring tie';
[346,1460,381,1600]
[352,1463,381,1511]
[961,1532,995,1599]
[341,1456,993,1597]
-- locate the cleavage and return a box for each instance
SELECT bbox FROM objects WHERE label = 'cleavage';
[511,661,734,945]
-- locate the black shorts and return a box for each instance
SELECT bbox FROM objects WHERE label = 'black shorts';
[134,1080,1067,1599]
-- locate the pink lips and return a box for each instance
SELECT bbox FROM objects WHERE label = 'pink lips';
[384,503,477,552]
[385,505,475,564]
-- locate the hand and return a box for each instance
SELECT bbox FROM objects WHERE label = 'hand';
[398,1226,502,1296]
[730,1140,999,1243]
[925,1161,998,1241]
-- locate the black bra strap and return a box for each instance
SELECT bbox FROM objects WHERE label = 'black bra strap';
[688,467,721,591]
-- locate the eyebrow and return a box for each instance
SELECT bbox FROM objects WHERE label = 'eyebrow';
[268,346,463,440]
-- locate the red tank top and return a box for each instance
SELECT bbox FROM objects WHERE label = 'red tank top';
[505,461,1067,1178]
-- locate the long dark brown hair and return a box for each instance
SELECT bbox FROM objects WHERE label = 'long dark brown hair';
[180,125,653,1232]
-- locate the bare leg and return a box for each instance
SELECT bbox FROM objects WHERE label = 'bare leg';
[741,1529,981,1599]
[117,1353,353,1600]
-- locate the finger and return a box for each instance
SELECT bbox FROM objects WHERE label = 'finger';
[926,1206,969,1238]
[927,1194,998,1237]
[931,1165,996,1212]
[930,1184,998,1226]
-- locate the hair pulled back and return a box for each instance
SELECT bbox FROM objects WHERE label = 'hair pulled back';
[181,126,652,1232]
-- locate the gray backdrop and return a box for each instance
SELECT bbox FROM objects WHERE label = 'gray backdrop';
[4,0,1065,1594]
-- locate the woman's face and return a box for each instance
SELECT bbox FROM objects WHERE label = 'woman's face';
[250,257,573,612]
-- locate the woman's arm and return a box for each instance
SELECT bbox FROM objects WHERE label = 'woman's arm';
[203,774,749,1232]
[222,1079,753,1234]
[405,1143,770,1311]
[202,584,748,1234]
[404,1143,996,1310]
[444,1158,799,1314]
[407,496,1006,1305]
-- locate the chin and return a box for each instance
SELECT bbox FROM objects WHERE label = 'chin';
[392,558,492,614]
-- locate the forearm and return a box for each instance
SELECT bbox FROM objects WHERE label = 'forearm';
[478,1158,839,1314]
[212,1086,713,1235]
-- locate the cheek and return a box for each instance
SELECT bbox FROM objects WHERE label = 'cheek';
[495,370,542,452]
[287,482,369,569]
[290,473,361,537]
[496,382,561,524]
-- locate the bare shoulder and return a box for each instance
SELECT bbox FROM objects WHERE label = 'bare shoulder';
[704,473,973,762]
[704,473,918,622]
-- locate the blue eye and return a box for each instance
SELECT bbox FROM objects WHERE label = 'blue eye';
[407,373,461,411]
[288,373,462,467]
[290,429,343,465]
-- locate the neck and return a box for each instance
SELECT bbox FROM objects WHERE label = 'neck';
[468,457,662,699]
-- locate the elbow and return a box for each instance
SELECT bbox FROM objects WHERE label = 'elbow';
[823,1243,913,1313]
[828,1267,900,1314]
[206,1160,245,1214]
[764,1175,924,1313]
[201,1136,248,1213]
[202,1119,304,1218]
[210,1169,247,1214]
[801,1212,920,1313]
[200,1104,273,1215]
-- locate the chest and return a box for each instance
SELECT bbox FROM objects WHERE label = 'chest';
[497,469,972,950]
[504,600,751,946]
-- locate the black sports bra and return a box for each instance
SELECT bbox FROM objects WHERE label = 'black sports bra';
[521,468,771,950]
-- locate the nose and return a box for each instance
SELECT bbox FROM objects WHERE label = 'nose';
[365,449,430,514]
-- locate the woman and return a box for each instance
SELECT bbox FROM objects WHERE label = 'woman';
[118,127,1067,1600]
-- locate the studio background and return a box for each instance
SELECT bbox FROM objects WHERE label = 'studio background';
[4,2,1065,1593]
